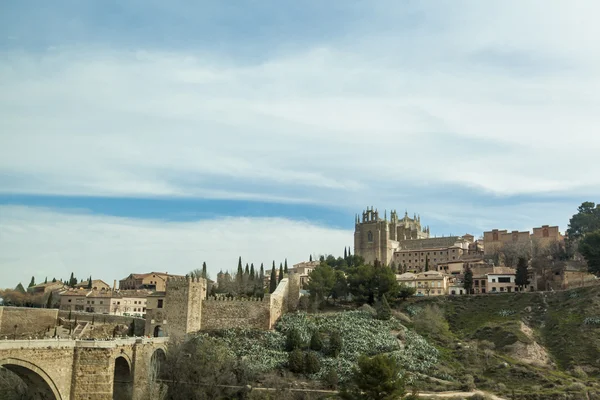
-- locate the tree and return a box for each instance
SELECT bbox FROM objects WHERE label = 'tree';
[424,256,429,272]
[69,272,77,287]
[28,276,35,288]
[15,283,25,293]
[331,270,348,304]
[44,277,47,284]
[306,263,336,306]
[202,262,207,278]
[567,201,600,241]
[344,247,348,259]
[278,263,284,283]
[390,261,397,274]
[341,354,405,400]
[244,263,250,276]
[515,257,529,289]
[46,292,53,309]
[463,266,473,294]
[398,284,416,300]
[269,264,277,293]
[376,295,392,320]
[309,254,313,262]
[347,261,399,304]
[250,263,255,280]
[284,259,288,274]
[310,330,324,351]
[52,277,56,283]
[328,331,343,357]
[288,349,304,373]
[579,230,600,276]
[286,328,304,351]
[87,276,92,289]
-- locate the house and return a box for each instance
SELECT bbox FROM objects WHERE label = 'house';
[119,272,183,292]
[74,279,111,291]
[28,281,67,295]
[59,288,151,316]
[486,267,517,293]
[397,271,449,296]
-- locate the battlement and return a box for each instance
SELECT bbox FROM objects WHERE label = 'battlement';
[204,296,267,302]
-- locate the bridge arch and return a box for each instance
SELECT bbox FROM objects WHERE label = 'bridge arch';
[0,357,62,400]
[150,347,167,381]
[113,355,133,400]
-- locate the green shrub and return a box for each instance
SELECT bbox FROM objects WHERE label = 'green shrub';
[288,349,304,373]
[571,366,588,379]
[376,295,392,320]
[322,368,339,389]
[310,330,323,352]
[286,328,304,351]
[304,351,321,374]
[328,330,343,358]
[460,374,475,391]
[567,382,586,392]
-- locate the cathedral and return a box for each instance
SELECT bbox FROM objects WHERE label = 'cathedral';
[354,207,430,266]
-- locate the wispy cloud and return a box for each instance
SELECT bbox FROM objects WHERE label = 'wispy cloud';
[0,205,350,288]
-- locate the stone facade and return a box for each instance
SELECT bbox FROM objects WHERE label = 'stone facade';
[145,274,301,337]
[0,307,58,338]
[0,337,167,400]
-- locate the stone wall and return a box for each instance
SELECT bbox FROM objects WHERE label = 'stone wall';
[201,297,270,330]
[269,278,289,329]
[58,310,146,336]
[163,277,205,338]
[0,307,59,338]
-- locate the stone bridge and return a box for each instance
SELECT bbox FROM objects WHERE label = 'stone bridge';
[0,337,168,400]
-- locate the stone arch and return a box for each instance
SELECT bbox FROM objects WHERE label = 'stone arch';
[153,325,165,337]
[113,356,133,400]
[0,358,62,400]
[149,347,167,382]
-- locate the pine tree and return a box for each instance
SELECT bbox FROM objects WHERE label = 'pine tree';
[463,266,473,295]
[269,265,277,293]
[376,295,392,320]
[202,262,207,279]
[279,263,284,283]
[28,276,36,288]
[284,259,288,274]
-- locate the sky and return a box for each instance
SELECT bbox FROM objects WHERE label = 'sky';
[1,1,599,288]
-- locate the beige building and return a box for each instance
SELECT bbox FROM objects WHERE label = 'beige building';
[393,245,467,273]
[483,229,531,256]
[119,272,182,292]
[486,267,518,293]
[397,271,449,296]
[28,281,67,295]
[531,225,563,248]
[59,289,150,316]
[74,279,111,291]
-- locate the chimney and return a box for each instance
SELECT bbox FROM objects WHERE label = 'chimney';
[113,280,117,291]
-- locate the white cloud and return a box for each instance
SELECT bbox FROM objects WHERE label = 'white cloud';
[0,205,351,289]
[1,1,599,208]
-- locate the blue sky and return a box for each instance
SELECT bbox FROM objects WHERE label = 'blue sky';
[1,1,599,288]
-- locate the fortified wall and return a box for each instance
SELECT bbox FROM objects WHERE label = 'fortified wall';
[145,273,301,338]
[0,307,59,338]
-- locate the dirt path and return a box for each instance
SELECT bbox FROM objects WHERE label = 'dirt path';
[418,390,507,399]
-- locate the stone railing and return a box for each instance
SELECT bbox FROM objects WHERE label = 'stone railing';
[0,336,169,350]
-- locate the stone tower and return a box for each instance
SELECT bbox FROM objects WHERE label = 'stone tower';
[354,207,430,266]
[164,275,206,339]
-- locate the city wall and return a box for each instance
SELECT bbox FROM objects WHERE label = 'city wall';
[201,296,271,330]
[0,307,59,338]
[57,310,146,336]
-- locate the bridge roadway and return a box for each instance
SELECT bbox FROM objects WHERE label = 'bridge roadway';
[0,337,168,400]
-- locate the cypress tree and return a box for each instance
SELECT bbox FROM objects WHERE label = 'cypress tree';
[425,256,429,272]
[69,272,76,287]
[279,263,284,283]
[202,262,207,279]
[463,266,473,295]
[269,265,277,293]
[237,257,243,275]
[46,292,53,309]
[87,276,92,289]
[44,277,47,284]
[515,257,529,290]
[344,247,347,259]
[260,263,265,281]
[236,257,244,289]
[284,259,288,274]
[245,263,250,276]
[310,254,313,262]
[15,283,25,293]
[28,276,36,288]
[52,277,56,283]
[250,263,255,280]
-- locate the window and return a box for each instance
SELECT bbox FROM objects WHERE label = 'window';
[498,277,511,283]
[492,278,496,283]
[68,299,72,303]
[367,231,373,242]
[157,299,164,309]
[100,301,103,304]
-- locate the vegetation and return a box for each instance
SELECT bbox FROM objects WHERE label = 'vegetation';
[341,354,406,400]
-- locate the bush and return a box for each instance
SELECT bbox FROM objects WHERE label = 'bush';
[376,295,392,321]
[288,349,304,373]
[328,330,343,357]
[571,366,588,379]
[286,328,304,351]
[460,374,475,391]
[322,368,339,389]
[567,382,586,392]
[310,330,323,352]
[298,296,310,311]
[304,351,321,374]
[412,305,452,342]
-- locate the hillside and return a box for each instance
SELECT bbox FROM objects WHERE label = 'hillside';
[397,285,600,398]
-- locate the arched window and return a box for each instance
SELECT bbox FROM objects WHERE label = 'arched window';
[367,231,373,242]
